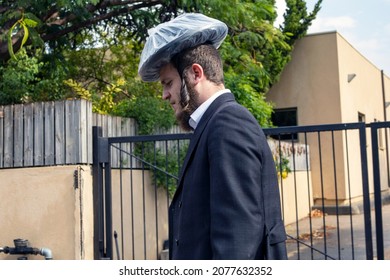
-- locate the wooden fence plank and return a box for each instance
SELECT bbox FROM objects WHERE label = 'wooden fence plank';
[24,103,34,166]
[86,101,93,164]
[79,99,89,164]
[13,105,24,167]
[55,100,65,165]
[0,100,139,169]
[121,118,131,168]
[34,102,44,166]
[3,106,13,167]
[92,113,102,133]
[0,106,3,168]
[111,116,121,168]
[73,100,81,163]
[65,100,77,164]
[44,102,55,165]
[65,100,73,164]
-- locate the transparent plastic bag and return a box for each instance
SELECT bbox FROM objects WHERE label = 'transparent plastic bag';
[138,13,228,81]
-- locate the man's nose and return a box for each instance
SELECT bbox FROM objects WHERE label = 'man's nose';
[162,90,170,100]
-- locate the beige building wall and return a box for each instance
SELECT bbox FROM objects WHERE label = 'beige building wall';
[267,31,390,206]
[337,35,390,195]
[268,32,342,126]
[279,171,313,225]
[0,165,94,260]
[110,170,169,260]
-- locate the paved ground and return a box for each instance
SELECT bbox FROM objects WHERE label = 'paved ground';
[285,202,390,260]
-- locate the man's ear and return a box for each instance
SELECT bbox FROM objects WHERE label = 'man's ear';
[191,63,204,84]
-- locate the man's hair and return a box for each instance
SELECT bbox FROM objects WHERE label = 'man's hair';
[171,44,224,85]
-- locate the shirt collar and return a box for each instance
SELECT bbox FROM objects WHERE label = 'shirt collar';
[189,89,230,130]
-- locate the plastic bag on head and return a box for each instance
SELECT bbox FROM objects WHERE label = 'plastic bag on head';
[138,13,228,82]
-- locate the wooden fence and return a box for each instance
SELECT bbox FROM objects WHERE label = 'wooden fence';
[0,99,136,168]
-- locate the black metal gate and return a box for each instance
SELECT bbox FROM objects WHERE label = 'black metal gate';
[93,122,390,260]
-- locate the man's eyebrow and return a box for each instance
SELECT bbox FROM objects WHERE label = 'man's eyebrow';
[161,79,170,85]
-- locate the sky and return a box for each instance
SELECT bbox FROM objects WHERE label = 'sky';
[275,0,390,76]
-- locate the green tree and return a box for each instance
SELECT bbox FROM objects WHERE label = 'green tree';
[181,0,321,127]
[0,0,322,129]
[0,47,68,104]
[62,35,176,135]
[0,0,174,62]
[281,0,323,45]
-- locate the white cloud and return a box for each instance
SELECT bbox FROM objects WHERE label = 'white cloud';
[274,0,287,27]
[355,38,381,52]
[275,1,356,34]
[309,16,357,33]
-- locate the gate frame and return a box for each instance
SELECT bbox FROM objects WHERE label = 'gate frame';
[93,121,390,260]
[264,122,374,260]
[368,121,390,260]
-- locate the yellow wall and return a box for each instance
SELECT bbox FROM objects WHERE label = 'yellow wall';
[0,166,94,260]
[110,170,169,260]
[268,32,342,126]
[279,171,313,225]
[267,32,390,206]
[0,167,169,260]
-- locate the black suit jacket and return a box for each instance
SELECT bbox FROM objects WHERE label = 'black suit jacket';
[169,92,287,259]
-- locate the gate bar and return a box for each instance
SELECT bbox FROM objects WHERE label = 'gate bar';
[369,122,388,260]
[358,123,374,260]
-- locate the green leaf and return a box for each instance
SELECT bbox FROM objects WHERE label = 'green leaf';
[7,21,19,60]
[23,18,38,28]
[7,34,16,60]
[21,23,29,48]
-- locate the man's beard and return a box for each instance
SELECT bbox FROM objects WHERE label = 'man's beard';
[176,79,199,131]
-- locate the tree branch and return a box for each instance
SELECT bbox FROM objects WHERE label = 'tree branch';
[0,0,165,61]
[41,0,163,41]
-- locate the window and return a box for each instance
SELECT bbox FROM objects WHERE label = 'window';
[374,118,385,150]
[271,107,298,140]
[358,112,365,123]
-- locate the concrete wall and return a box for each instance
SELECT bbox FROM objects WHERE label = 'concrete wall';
[0,165,94,260]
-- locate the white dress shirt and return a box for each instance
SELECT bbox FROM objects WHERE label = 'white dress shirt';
[188,89,231,130]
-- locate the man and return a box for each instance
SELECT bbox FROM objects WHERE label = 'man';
[138,13,287,260]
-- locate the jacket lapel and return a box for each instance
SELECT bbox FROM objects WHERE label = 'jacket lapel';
[176,92,235,190]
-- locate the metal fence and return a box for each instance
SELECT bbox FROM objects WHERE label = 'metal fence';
[94,121,390,260]
[264,122,385,260]
[93,127,190,260]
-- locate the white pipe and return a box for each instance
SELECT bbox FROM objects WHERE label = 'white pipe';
[39,248,53,260]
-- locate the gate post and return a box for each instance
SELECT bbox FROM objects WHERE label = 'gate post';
[370,122,387,260]
[359,123,374,260]
[92,126,113,259]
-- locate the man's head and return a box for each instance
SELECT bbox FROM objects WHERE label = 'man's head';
[159,44,225,131]
[171,44,224,86]
[138,13,228,82]
[138,13,228,130]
